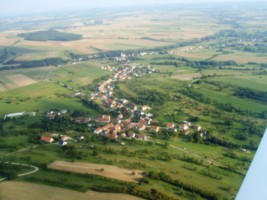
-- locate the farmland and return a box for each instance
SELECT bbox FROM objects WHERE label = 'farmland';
[0,181,144,200]
[48,161,144,183]
[0,2,267,200]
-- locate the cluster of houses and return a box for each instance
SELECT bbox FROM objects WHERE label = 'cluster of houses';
[170,45,209,54]
[114,51,160,62]
[93,113,152,141]
[46,109,68,120]
[90,63,156,110]
[40,133,83,147]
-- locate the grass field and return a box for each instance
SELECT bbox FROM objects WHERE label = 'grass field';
[0,82,92,116]
[208,75,267,92]
[0,60,111,116]
[0,181,144,200]
[171,47,267,64]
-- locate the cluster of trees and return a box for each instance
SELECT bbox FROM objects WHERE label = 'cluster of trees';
[148,171,221,200]
[199,170,222,180]
[187,60,238,68]
[18,30,82,41]
[0,162,19,180]
[234,88,267,103]
[0,46,36,64]
[223,151,251,163]
[179,88,264,119]
[62,145,83,159]
[204,134,241,149]
[125,89,170,107]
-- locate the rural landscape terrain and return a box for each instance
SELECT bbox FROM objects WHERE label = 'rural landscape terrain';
[0,1,267,200]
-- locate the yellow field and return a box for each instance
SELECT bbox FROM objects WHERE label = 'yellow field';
[0,181,144,200]
[48,161,144,183]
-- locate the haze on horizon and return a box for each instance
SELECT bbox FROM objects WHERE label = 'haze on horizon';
[0,0,264,16]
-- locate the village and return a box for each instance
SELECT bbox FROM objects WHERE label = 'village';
[42,61,206,146]
[3,60,206,147]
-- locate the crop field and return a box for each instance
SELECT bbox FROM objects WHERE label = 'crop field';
[48,161,144,183]
[0,181,144,200]
[0,9,226,62]
[6,74,37,87]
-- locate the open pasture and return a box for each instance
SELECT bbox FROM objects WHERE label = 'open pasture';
[48,161,144,183]
[208,75,267,92]
[214,51,267,64]
[172,73,201,80]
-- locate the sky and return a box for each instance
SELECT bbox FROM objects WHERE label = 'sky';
[0,0,262,16]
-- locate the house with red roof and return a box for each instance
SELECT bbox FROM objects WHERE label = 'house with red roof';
[136,123,146,131]
[166,123,175,129]
[151,126,160,133]
[40,136,54,143]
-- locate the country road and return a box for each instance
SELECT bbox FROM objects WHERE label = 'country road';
[0,162,39,182]
[0,145,39,182]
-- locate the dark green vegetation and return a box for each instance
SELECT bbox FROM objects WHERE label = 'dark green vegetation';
[2,57,68,70]
[0,162,31,180]
[0,46,41,64]
[0,2,267,200]
[18,30,82,41]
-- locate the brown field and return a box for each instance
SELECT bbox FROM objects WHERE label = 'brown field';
[0,181,144,200]
[6,74,37,87]
[48,161,144,183]
[172,73,201,80]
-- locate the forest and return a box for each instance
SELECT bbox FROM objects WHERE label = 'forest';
[18,30,82,41]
